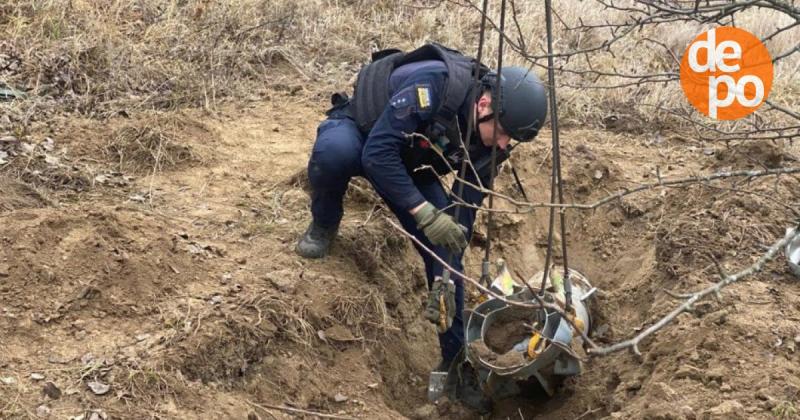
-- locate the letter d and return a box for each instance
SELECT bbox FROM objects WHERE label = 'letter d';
[689,28,717,73]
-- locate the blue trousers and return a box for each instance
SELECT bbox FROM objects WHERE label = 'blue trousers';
[307,112,483,363]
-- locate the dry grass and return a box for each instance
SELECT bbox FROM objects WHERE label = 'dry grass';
[0,0,796,138]
[332,289,397,338]
[105,114,201,173]
[156,293,317,383]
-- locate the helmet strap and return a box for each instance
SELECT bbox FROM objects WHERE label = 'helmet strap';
[476,113,494,125]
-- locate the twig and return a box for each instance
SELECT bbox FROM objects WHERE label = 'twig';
[361,203,382,227]
[246,400,356,420]
[575,407,602,420]
[426,165,800,215]
[148,133,164,207]
[589,228,800,356]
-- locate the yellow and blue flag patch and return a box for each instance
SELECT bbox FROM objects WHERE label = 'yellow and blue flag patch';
[416,85,432,110]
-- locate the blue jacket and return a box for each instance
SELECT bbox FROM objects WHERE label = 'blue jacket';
[360,60,498,212]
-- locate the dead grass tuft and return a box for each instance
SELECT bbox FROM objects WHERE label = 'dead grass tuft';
[105,114,201,174]
[0,178,51,211]
[159,294,315,384]
[339,222,408,278]
[117,360,191,412]
[332,289,396,338]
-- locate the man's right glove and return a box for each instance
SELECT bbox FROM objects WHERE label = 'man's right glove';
[413,202,468,254]
[425,275,456,333]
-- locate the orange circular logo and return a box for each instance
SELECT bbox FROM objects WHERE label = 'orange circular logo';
[680,27,773,120]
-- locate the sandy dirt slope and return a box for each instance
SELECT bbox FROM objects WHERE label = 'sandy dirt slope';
[2,93,800,420]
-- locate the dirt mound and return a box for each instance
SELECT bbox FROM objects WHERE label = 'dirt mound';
[713,141,791,169]
[2,98,799,420]
[0,178,49,211]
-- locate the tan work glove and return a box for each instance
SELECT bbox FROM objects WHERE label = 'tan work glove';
[413,202,468,254]
[425,275,456,333]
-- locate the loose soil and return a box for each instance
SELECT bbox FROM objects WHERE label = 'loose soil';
[483,308,538,355]
[1,94,799,420]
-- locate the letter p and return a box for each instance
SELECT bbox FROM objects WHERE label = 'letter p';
[708,75,736,119]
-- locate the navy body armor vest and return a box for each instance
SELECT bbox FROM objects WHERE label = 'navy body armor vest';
[351,43,489,146]
[351,43,489,180]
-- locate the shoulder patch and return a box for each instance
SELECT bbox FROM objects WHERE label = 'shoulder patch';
[416,85,432,111]
[389,87,416,121]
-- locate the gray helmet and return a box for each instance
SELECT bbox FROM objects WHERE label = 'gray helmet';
[481,66,548,142]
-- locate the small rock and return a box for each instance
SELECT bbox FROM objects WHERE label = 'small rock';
[704,400,744,419]
[703,148,716,156]
[625,380,642,391]
[594,324,609,337]
[651,381,677,401]
[42,382,61,399]
[0,264,9,277]
[324,324,358,342]
[412,404,436,420]
[44,155,59,166]
[593,169,604,180]
[704,368,725,385]
[679,405,696,420]
[247,413,260,420]
[760,397,777,410]
[367,382,379,389]
[708,310,728,325]
[87,380,110,395]
[235,257,247,265]
[794,334,800,344]
[48,355,72,364]
[1,376,16,385]
[674,364,704,381]
[265,269,296,294]
[36,404,51,418]
[221,273,232,284]
[333,392,348,403]
[0,135,18,143]
[271,125,280,132]
[86,409,108,420]
[720,383,732,392]
[209,295,223,305]
[30,373,45,381]
[80,353,95,366]
[135,333,150,342]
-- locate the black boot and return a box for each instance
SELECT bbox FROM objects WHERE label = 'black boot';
[452,362,493,414]
[295,220,339,259]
